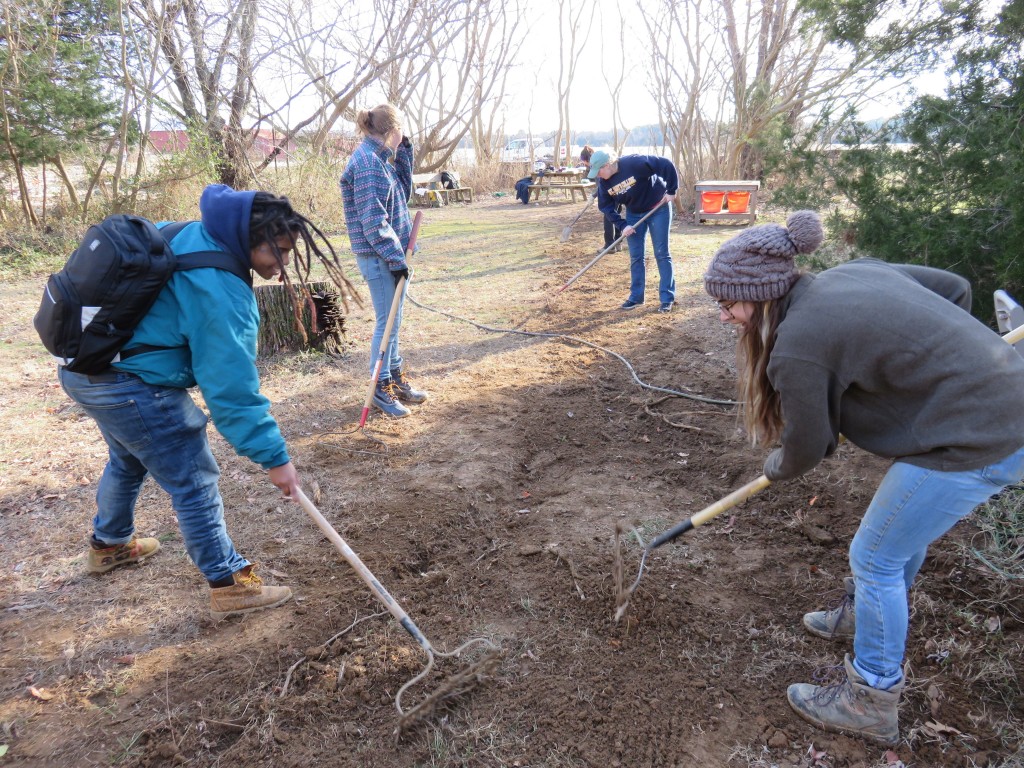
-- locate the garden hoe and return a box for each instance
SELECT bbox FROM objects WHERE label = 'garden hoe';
[294,487,502,729]
[560,193,596,242]
[614,323,1024,621]
[556,198,667,294]
[358,210,423,429]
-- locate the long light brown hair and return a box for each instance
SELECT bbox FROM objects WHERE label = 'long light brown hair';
[736,300,785,446]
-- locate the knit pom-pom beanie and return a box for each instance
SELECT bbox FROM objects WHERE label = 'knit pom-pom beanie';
[703,210,824,302]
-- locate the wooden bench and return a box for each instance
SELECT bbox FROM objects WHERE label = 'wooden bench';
[526,181,593,203]
[410,172,473,207]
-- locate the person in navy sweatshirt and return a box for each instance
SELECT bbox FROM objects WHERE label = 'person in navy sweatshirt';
[57,185,357,620]
[586,151,679,312]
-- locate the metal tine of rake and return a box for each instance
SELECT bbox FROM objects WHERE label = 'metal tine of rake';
[614,475,771,622]
[293,488,500,723]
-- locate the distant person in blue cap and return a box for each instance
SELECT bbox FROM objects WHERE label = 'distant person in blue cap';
[587,150,678,312]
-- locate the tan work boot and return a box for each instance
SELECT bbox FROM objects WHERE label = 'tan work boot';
[88,537,161,574]
[209,564,292,620]
[803,576,856,640]
[787,653,903,745]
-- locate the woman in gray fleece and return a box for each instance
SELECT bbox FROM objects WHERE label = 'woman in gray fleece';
[703,210,1024,745]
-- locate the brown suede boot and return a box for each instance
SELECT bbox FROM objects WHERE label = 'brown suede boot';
[88,537,161,574]
[787,654,902,745]
[803,576,856,640]
[209,564,292,620]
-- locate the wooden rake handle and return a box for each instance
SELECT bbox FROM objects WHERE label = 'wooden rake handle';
[647,475,771,550]
[556,198,667,294]
[358,211,424,428]
[293,487,433,653]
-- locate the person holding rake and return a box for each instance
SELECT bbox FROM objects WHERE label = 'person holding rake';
[704,210,1024,745]
[58,185,357,619]
[340,103,428,418]
[586,150,678,312]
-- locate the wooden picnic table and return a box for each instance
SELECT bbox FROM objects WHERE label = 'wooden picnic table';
[527,168,593,203]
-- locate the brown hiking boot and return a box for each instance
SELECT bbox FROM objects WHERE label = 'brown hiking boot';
[209,564,292,620]
[803,576,856,640]
[88,537,161,574]
[787,653,903,745]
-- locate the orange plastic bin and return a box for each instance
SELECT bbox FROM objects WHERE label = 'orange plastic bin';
[700,191,726,213]
[726,191,750,213]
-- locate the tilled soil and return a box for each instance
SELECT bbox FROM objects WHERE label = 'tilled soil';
[1,196,1021,767]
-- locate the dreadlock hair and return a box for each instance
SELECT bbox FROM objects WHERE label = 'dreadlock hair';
[735,299,785,447]
[249,191,361,340]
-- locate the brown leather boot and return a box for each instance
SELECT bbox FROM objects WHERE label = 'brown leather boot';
[787,654,902,745]
[88,537,161,574]
[210,564,292,620]
[803,576,856,640]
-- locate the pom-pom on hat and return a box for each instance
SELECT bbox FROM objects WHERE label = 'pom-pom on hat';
[703,210,824,302]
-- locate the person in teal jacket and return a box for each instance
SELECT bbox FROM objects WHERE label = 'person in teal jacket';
[57,185,357,620]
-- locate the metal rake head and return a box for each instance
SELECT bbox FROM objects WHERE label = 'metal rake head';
[395,637,503,733]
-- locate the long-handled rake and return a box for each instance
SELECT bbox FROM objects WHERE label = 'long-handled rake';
[560,194,596,242]
[614,475,771,622]
[294,487,501,727]
[357,210,424,428]
[556,198,667,294]
[614,323,1024,621]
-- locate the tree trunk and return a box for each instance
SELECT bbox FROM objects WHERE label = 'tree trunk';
[255,281,348,358]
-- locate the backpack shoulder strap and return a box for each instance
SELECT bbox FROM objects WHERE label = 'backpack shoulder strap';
[158,221,253,286]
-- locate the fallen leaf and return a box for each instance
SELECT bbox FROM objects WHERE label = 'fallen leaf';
[0,744,8,756]
[27,686,53,701]
[520,491,531,499]
[922,720,963,738]
[985,615,1001,632]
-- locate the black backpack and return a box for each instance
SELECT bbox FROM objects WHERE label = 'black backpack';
[440,170,460,190]
[34,214,252,374]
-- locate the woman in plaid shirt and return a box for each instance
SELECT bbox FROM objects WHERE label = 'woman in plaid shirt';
[340,104,427,417]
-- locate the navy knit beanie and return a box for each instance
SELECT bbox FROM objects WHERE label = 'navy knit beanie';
[704,211,824,302]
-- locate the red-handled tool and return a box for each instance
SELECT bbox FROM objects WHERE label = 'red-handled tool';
[358,210,423,428]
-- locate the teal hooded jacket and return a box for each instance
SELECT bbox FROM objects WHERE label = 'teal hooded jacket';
[112,185,289,470]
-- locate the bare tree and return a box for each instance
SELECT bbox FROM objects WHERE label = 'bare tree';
[599,5,632,154]
[640,0,954,209]
[391,1,527,170]
[274,0,473,157]
[552,0,593,165]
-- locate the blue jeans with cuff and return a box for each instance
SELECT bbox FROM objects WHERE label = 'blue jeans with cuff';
[849,443,1024,689]
[355,254,406,376]
[58,367,248,582]
[625,202,674,306]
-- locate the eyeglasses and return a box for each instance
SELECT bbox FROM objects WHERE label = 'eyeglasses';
[715,299,737,313]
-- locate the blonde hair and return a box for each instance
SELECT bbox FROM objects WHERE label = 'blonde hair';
[355,104,402,138]
[736,300,784,446]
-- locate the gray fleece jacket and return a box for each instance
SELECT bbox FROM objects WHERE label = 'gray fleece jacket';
[764,258,1024,481]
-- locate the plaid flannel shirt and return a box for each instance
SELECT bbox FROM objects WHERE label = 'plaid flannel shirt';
[340,136,413,268]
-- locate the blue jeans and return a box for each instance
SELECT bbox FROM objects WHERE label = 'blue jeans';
[58,368,248,582]
[849,444,1024,688]
[355,254,405,376]
[625,203,674,305]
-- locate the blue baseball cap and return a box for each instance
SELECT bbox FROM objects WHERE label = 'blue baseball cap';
[586,150,612,180]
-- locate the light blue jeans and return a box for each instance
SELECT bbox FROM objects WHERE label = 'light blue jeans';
[625,202,674,306]
[58,367,248,582]
[849,444,1024,689]
[355,254,405,376]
